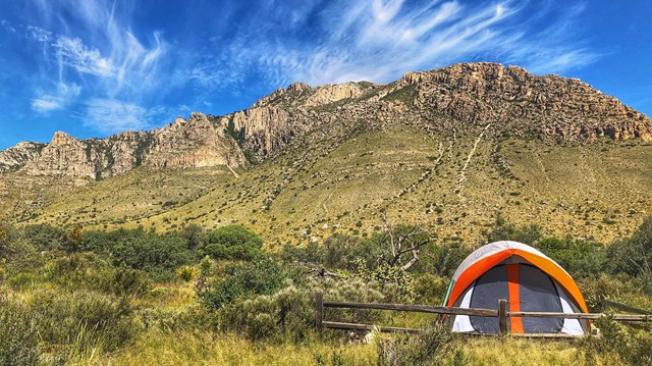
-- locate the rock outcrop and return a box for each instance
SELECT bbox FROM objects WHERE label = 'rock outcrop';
[0,142,45,174]
[13,113,244,181]
[2,63,651,181]
[397,63,652,142]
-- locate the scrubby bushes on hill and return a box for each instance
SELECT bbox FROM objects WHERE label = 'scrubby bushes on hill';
[198,256,288,310]
[202,224,264,260]
[0,297,39,366]
[608,217,652,283]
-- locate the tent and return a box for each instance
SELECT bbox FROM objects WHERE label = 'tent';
[443,241,589,335]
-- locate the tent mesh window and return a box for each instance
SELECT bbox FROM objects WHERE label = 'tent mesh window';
[469,264,563,334]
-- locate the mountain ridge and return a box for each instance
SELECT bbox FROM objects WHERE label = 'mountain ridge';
[1,62,651,182]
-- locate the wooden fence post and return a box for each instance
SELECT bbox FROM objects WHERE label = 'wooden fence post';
[315,292,324,334]
[498,299,508,336]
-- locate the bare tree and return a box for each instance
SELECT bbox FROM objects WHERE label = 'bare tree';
[379,211,430,271]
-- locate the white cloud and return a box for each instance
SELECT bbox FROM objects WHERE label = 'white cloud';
[82,98,186,133]
[84,98,147,133]
[22,0,599,134]
[31,98,61,113]
[26,25,51,42]
[1,19,17,33]
[204,0,598,87]
[53,36,114,77]
[31,82,81,113]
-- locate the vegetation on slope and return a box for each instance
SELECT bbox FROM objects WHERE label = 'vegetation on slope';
[4,129,652,250]
[1,217,651,365]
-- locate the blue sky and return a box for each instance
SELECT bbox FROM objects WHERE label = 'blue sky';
[0,0,651,150]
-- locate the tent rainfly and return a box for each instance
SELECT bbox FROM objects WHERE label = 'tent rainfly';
[444,241,590,335]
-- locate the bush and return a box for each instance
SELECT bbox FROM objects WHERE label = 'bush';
[22,224,66,250]
[412,274,449,304]
[0,298,39,366]
[376,321,465,366]
[29,289,137,353]
[202,225,263,260]
[429,241,470,277]
[198,257,288,310]
[218,275,387,342]
[219,285,313,341]
[536,237,607,278]
[83,228,193,277]
[608,218,652,278]
[485,215,542,244]
[43,253,151,296]
[582,317,652,366]
[176,265,197,282]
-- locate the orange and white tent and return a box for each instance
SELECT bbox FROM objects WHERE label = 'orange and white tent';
[444,241,589,335]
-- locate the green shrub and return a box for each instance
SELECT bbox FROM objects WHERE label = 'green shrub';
[198,257,287,310]
[202,225,263,260]
[0,297,39,366]
[83,228,193,277]
[219,285,313,341]
[103,268,151,296]
[176,265,197,282]
[536,237,607,278]
[485,215,542,244]
[412,274,449,304]
[429,241,470,277]
[376,321,465,366]
[608,218,652,278]
[43,253,150,296]
[29,289,137,353]
[219,275,387,342]
[22,224,66,250]
[582,317,652,366]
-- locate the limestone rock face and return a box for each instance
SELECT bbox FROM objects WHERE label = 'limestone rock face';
[397,63,652,142]
[22,132,98,179]
[303,82,369,107]
[219,107,296,155]
[11,113,245,181]
[0,142,45,174]
[145,112,245,169]
[2,62,651,182]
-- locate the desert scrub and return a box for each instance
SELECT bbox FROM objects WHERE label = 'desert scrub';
[42,252,151,296]
[376,321,465,366]
[27,289,138,355]
[202,224,264,260]
[582,317,652,366]
[0,296,39,366]
[198,256,288,310]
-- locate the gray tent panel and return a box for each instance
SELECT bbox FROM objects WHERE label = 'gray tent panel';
[519,264,563,333]
[469,265,508,333]
[468,264,565,334]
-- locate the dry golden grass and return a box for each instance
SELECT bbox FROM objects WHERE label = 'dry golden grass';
[75,330,376,366]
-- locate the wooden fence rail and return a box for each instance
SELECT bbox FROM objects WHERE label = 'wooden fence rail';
[315,293,652,338]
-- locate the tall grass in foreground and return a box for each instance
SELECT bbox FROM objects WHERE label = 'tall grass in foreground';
[72,330,376,366]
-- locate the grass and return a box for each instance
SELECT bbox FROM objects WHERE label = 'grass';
[77,331,376,366]
[68,330,587,366]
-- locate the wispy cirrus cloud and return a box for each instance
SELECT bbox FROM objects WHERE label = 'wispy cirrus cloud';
[15,0,600,136]
[25,0,170,132]
[31,82,81,113]
[212,0,598,86]
[53,37,114,77]
[83,98,148,132]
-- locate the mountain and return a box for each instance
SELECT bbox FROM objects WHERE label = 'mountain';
[1,62,651,244]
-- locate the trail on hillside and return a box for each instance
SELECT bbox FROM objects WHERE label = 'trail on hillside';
[455,124,491,197]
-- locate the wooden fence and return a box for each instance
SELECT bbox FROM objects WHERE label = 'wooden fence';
[314,293,652,338]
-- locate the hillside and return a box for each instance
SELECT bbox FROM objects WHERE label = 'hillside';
[1,62,651,245]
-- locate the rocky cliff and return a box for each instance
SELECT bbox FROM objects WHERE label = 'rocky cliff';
[1,63,650,181]
[3,112,244,180]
